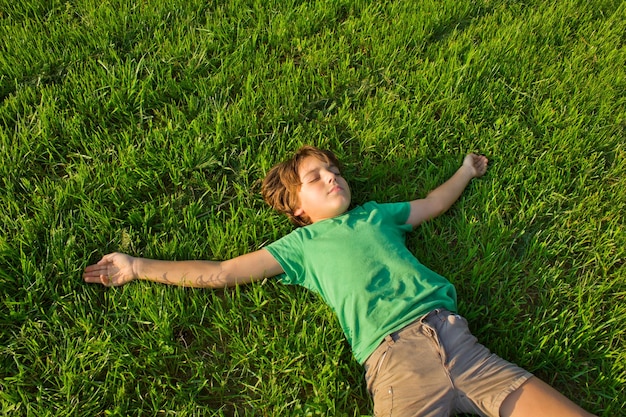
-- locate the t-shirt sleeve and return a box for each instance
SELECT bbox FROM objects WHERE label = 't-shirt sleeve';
[368,201,413,229]
[264,230,305,285]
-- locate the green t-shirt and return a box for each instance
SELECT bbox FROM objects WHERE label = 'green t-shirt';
[265,201,457,364]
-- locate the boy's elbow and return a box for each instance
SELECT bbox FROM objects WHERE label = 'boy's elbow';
[211,263,237,288]
[435,202,450,217]
[185,261,235,288]
[215,260,251,288]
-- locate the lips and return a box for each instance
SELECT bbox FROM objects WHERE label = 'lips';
[328,185,343,194]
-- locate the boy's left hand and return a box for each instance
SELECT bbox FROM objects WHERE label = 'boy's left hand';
[463,153,488,178]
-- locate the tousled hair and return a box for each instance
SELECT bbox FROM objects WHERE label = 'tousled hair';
[261,145,340,227]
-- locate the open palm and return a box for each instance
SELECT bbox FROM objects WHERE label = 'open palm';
[83,252,136,287]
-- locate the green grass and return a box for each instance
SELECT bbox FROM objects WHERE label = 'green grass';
[1,0,624,415]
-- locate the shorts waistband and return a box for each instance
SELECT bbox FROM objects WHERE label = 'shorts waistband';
[383,308,451,345]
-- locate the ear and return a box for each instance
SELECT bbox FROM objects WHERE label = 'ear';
[293,207,304,217]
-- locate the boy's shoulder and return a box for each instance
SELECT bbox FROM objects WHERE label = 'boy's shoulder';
[362,200,412,223]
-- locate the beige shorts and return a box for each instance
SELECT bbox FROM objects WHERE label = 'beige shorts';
[364,309,532,417]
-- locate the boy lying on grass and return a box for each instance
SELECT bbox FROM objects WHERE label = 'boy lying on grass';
[84,146,595,417]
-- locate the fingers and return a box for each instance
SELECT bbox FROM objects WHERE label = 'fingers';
[476,155,488,173]
[83,254,112,280]
[83,269,113,286]
[83,264,110,285]
[467,153,488,177]
[83,253,133,287]
[84,255,117,286]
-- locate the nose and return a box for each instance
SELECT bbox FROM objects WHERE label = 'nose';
[322,168,337,183]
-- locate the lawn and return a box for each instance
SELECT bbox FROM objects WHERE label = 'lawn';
[1,0,624,415]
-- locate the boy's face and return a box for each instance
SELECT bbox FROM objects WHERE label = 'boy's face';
[294,155,351,224]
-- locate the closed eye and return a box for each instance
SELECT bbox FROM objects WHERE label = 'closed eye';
[303,165,340,183]
[329,166,341,176]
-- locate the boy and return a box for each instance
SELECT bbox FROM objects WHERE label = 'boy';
[84,146,595,417]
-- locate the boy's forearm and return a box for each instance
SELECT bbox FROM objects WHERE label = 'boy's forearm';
[426,165,475,213]
[134,258,228,288]
[406,155,486,227]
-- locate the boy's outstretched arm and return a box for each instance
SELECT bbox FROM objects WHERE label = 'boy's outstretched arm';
[406,153,488,228]
[83,249,284,288]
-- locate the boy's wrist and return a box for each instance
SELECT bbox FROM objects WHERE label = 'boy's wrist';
[459,163,476,180]
[131,256,142,281]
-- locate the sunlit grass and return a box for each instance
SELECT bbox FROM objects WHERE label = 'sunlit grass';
[1,0,624,415]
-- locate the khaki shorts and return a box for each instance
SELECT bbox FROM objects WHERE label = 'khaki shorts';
[364,309,532,417]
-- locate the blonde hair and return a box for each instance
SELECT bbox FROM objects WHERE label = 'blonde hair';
[262,145,341,226]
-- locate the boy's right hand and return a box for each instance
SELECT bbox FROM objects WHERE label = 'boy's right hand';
[462,153,489,178]
[83,252,137,287]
